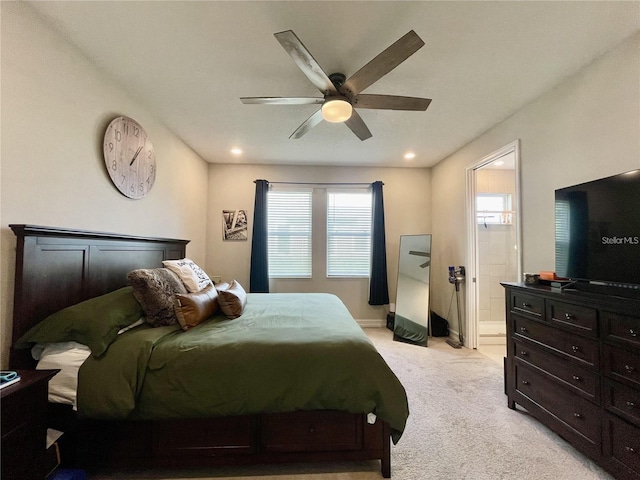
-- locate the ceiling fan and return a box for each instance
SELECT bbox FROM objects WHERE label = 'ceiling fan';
[240,30,432,141]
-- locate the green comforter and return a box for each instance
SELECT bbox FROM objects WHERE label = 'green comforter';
[78,293,409,442]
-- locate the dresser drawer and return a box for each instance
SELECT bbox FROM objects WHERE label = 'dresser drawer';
[515,362,601,443]
[511,291,544,318]
[602,311,640,349]
[513,338,599,402]
[604,344,640,388]
[262,411,362,452]
[513,315,599,368]
[604,379,640,426]
[547,300,598,337]
[605,414,640,476]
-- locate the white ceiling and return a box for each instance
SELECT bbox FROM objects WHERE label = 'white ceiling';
[27,1,639,168]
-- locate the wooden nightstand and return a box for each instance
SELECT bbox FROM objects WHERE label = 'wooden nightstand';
[1,369,59,480]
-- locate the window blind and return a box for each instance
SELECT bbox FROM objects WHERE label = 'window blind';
[327,191,372,277]
[267,190,312,278]
[555,199,570,276]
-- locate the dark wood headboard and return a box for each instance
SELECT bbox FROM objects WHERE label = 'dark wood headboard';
[9,225,188,368]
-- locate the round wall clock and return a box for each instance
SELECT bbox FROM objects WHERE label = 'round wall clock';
[103,116,156,199]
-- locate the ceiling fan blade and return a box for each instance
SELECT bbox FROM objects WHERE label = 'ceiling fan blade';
[241,97,324,105]
[344,110,372,141]
[290,109,324,139]
[274,30,338,96]
[341,30,425,97]
[353,94,431,111]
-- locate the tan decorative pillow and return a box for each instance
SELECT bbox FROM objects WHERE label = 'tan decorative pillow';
[127,268,187,327]
[174,285,219,331]
[217,280,247,319]
[162,258,212,292]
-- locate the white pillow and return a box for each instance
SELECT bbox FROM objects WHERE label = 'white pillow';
[33,342,91,408]
[162,258,212,292]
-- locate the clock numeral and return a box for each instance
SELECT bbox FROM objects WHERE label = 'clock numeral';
[149,164,154,174]
[115,130,122,142]
[108,142,114,152]
[120,175,126,186]
[148,151,153,160]
[130,184,135,194]
[139,182,144,192]
[111,160,117,171]
[133,126,140,137]
[123,123,129,135]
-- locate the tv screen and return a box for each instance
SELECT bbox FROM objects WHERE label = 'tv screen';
[555,169,640,291]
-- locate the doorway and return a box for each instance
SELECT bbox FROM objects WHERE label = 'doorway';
[465,141,521,362]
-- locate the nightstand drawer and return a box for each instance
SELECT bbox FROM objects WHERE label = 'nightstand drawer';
[1,381,48,436]
[547,300,598,337]
[513,315,599,368]
[516,363,600,443]
[514,338,599,401]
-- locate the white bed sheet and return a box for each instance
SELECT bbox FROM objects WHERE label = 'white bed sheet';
[32,341,91,408]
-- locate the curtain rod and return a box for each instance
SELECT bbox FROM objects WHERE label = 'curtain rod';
[253,180,383,186]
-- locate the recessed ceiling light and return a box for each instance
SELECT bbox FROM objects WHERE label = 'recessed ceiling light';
[493,160,504,166]
[404,152,416,160]
[230,148,243,155]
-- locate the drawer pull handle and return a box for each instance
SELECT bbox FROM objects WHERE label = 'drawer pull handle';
[625,446,636,454]
[520,351,528,356]
[572,375,581,381]
[521,380,530,385]
[522,302,531,308]
[573,413,582,419]
[565,313,573,320]
[630,328,638,337]
[571,345,580,353]
[520,327,527,333]
[626,401,636,409]
[625,365,636,373]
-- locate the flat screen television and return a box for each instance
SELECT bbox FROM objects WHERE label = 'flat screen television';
[554,168,640,296]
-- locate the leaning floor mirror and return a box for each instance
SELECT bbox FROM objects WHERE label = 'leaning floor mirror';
[393,234,432,347]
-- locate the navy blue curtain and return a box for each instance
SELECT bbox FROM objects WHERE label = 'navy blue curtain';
[249,180,269,293]
[369,181,389,305]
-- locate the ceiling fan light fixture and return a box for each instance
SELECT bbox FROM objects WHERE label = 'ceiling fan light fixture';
[321,98,353,123]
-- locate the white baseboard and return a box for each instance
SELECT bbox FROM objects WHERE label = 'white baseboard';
[479,321,506,336]
[357,319,386,328]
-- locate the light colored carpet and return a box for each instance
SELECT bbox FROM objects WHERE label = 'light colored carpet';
[89,328,612,480]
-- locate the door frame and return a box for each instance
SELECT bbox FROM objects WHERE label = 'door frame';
[465,140,522,349]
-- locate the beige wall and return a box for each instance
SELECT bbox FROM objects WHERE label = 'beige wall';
[430,32,640,328]
[0,2,209,367]
[206,164,431,321]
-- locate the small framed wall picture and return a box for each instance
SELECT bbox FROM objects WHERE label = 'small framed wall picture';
[222,210,248,241]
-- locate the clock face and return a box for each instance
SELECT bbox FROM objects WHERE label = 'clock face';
[103,116,156,199]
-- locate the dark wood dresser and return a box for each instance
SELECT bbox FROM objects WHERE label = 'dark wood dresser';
[1,369,59,480]
[503,282,640,480]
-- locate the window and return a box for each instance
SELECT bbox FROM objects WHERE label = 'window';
[476,193,512,225]
[555,199,570,276]
[267,189,312,278]
[326,190,372,277]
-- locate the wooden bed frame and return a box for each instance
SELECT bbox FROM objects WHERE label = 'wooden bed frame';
[9,225,391,477]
